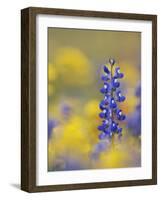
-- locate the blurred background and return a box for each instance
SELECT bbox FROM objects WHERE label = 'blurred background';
[48,27,141,171]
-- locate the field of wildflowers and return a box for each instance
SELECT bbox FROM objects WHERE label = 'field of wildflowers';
[48,28,141,171]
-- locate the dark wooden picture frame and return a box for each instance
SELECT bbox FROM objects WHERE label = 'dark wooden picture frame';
[21,7,157,192]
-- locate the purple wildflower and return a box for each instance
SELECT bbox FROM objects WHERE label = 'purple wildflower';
[127,84,141,136]
[98,59,126,140]
[48,119,59,138]
[61,103,72,118]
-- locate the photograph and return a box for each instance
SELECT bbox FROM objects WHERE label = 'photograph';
[47,28,141,171]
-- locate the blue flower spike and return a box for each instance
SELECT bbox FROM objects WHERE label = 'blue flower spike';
[98,58,126,141]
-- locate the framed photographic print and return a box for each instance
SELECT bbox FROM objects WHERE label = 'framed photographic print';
[21,7,157,192]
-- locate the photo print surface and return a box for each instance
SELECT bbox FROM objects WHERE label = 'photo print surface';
[47,28,141,171]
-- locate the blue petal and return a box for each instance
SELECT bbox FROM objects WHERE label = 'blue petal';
[118,73,124,78]
[103,119,109,125]
[99,101,106,110]
[97,125,106,131]
[121,115,126,120]
[112,78,120,88]
[111,122,118,132]
[116,91,126,102]
[103,65,110,74]
[117,127,122,133]
[99,112,105,118]
[116,90,121,96]
[115,67,124,79]
[104,128,111,135]
[98,132,106,140]
[121,96,126,101]
[100,83,111,94]
[101,75,109,81]
[100,88,106,94]
[117,114,126,121]
[110,97,117,109]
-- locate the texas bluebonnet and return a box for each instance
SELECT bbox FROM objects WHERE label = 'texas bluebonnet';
[127,84,141,136]
[98,59,126,140]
